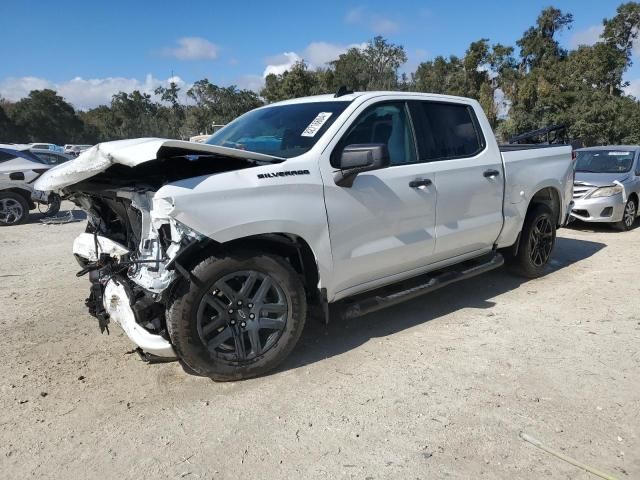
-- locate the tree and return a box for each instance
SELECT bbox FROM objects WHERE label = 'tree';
[330,48,371,91]
[603,2,640,63]
[0,100,22,141]
[155,82,186,138]
[187,79,262,133]
[10,89,84,144]
[517,7,573,70]
[261,61,323,102]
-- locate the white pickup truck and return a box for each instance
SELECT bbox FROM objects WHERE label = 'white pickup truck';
[36,91,574,381]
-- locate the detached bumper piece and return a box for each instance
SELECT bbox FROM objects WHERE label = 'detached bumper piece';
[83,272,177,359]
[102,279,176,358]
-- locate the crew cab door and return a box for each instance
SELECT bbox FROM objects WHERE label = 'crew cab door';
[321,101,438,298]
[407,100,504,261]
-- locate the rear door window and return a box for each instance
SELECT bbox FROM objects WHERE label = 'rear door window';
[409,101,485,161]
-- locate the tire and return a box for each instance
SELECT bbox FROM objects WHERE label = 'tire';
[0,192,30,226]
[613,198,636,231]
[167,252,307,381]
[507,204,556,278]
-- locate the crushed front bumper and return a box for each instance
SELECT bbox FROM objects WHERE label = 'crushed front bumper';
[74,233,177,359]
[570,193,625,223]
[102,279,176,358]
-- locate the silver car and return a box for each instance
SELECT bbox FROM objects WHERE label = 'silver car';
[571,146,640,230]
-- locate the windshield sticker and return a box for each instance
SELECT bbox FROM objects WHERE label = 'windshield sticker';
[608,151,631,155]
[301,112,333,137]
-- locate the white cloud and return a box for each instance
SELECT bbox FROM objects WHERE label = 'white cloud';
[262,41,367,77]
[345,7,400,34]
[162,37,219,60]
[263,52,302,77]
[303,41,367,65]
[569,25,604,49]
[569,24,640,57]
[0,74,189,110]
[624,78,640,99]
[235,74,265,92]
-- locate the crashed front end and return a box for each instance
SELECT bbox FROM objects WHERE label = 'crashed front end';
[34,138,280,360]
[71,188,201,359]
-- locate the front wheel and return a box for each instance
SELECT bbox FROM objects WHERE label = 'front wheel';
[507,204,556,278]
[613,198,636,231]
[167,252,307,381]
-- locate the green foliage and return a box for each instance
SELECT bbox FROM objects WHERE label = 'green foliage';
[185,79,262,135]
[9,89,84,144]
[260,36,408,99]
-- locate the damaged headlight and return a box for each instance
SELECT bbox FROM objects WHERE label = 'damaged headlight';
[588,185,623,198]
[152,197,175,217]
[171,218,204,242]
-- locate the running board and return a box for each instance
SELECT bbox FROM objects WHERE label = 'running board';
[340,252,504,320]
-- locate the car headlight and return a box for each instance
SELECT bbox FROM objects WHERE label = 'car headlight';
[589,185,623,198]
[152,197,175,217]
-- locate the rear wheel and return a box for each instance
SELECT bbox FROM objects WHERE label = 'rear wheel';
[507,204,556,278]
[0,192,29,226]
[167,252,307,381]
[614,198,636,231]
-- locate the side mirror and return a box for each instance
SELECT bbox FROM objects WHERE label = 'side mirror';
[334,143,390,187]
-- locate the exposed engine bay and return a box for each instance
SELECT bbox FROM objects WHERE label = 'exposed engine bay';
[56,143,277,359]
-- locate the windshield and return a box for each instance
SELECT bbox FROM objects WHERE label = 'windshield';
[575,150,635,173]
[206,101,350,158]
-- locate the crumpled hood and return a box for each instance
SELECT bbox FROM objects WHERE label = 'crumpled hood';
[34,137,283,191]
[574,171,631,187]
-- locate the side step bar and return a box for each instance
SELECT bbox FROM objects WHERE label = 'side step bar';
[341,252,504,320]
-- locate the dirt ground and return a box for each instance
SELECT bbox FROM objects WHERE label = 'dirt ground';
[0,204,638,479]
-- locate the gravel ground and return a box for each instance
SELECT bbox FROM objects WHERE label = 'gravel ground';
[0,206,638,479]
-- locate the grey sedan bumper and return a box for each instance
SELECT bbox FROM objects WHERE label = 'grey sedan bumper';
[570,193,625,223]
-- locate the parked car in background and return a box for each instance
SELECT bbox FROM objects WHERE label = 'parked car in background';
[0,144,60,225]
[35,91,574,380]
[29,143,63,153]
[571,146,640,230]
[31,149,74,165]
[63,144,93,156]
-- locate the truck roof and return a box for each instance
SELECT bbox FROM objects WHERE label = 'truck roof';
[269,91,478,106]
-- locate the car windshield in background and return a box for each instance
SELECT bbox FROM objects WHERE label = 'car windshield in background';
[575,150,635,173]
[206,101,350,158]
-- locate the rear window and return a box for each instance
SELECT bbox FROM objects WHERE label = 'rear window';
[409,101,485,161]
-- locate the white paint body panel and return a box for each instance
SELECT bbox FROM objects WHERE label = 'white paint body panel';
[37,92,574,304]
[103,279,175,357]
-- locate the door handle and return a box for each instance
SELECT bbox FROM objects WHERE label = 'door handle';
[483,169,500,178]
[409,178,432,188]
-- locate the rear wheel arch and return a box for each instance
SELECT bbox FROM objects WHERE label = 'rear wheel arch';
[528,186,562,227]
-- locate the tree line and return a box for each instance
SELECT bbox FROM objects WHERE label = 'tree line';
[2,3,640,146]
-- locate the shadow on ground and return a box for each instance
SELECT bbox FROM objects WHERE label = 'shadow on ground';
[282,235,606,374]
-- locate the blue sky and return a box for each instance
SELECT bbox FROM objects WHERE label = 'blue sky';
[0,0,636,109]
